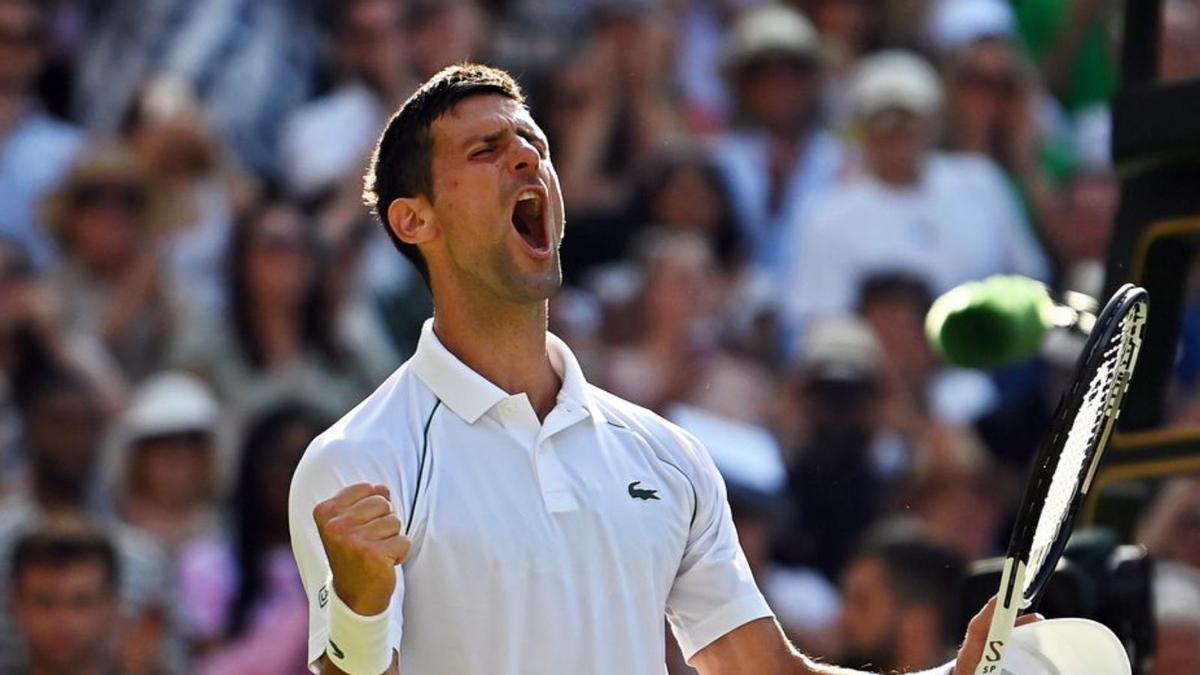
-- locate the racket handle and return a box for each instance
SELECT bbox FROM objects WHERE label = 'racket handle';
[973,558,1027,675]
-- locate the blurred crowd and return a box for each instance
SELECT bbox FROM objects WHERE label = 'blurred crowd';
[4,0,1200,673]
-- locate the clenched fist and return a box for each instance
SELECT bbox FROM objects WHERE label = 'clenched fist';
[313,483,410,616]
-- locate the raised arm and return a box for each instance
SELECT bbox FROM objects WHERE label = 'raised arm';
[311,483,410,675]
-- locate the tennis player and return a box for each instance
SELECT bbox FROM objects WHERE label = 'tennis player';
[288,63,1030,675]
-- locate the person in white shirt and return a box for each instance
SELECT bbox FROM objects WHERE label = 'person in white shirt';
[711,4,845,286]
[780,50,1050,345]
[288,63,1025,675]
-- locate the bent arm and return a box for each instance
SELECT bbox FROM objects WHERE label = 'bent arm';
[691,618,953,675]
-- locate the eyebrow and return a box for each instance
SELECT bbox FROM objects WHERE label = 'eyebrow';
[463,123,548,150]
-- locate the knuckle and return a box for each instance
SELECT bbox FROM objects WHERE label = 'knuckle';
[313,500,332,523]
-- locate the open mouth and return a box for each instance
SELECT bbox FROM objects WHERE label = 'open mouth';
[512,189,549,253]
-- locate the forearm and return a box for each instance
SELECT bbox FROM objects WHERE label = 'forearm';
[318,652,399,675]
[797,656,953,675]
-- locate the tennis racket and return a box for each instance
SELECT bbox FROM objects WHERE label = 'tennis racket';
[974,283,1148,675]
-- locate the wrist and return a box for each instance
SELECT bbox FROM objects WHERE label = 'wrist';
[334,579,391,616]
[327,584,393,675]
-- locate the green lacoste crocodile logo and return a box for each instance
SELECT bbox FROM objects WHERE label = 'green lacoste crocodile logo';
[628,481,660,501]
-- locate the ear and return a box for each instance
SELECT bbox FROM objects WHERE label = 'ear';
[386,196,437,246]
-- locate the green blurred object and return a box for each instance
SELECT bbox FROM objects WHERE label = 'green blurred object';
[926,275,1056,369]
[1015,0,1118,111]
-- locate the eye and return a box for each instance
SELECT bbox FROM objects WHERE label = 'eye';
[470,146,495,160]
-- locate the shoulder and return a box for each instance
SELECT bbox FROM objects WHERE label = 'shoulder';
[931,152,1010,191]
[291,362,437,487]
[802,178,873,229]
[589,387,718,481]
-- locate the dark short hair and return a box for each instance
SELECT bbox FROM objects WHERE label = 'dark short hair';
[363,63,526,287]
[856,530,967,645]
[856,271,934,316]
[11,528,119,593]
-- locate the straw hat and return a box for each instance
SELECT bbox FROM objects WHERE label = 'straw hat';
[40,141,174,247]
[721,4,822,74]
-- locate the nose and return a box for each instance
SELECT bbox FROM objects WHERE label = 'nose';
[509,137,540,176]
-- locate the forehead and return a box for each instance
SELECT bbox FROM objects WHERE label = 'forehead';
[430,94,542,147]
[17,560,108,590]
[844,557,889,590]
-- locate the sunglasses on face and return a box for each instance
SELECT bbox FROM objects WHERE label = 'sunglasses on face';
[738,56,817,81]
[71,184,147,212]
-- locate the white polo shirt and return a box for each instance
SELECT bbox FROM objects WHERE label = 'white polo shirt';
[289,320,772,674]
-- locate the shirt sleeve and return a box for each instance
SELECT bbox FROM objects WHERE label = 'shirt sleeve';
[663,429,774,662]
[288,436,406,673]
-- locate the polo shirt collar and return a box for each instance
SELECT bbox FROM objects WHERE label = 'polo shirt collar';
[410,319,606,426]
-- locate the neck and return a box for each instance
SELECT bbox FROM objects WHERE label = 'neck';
[251,300,302,365]
[869,159,921,187]
[34,478,86,514]
[431,289,560,420]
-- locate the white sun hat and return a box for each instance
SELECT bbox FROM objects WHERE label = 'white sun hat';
[999,617,1131,675]
[848,50,944,119]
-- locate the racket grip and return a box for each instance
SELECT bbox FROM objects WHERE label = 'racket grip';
[973,558,1027,675]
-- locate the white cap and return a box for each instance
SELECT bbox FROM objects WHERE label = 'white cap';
[722,4,821,72]
[929,0,1017,53]
[797,317,883,382]
[1002,618,1131,675]
[848,50,943,119]
[120,371,220,442]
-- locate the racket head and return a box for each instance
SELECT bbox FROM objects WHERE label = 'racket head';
[1005,283,1149,610]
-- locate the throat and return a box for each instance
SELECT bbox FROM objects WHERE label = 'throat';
[430,308,561,420]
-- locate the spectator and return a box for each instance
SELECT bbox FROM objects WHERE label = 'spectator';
[1013,0,1119,112]
[1136,478,1200,570]
[775,318,907,579]
[713,3,845,284]
[544,2,684,279]
[42,142,179,383]
[781,50,1049,339]
[122,76,248,317]
[182,401,326,673]
[1161,0,1200,83]
[281,0,417,201]
[0,370,176,675]
[0,0,84,266]
[808,0,882,80]
[898,466,1008,562]
[934,0,1065,236]
[856,273,997,470]
[8,527,121,675]
[0,235,127,480]
[838,525,968,672]
[1041,159,1116,295]
[628,143,746,274]
[171,200,379,418]
[604,230,774,423]
[74,0,322,176]
[106,372,222,554]
[408,0,488,82]
[1152,562,1200,675]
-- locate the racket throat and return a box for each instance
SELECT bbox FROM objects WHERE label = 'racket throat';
[974,559,1028,675]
